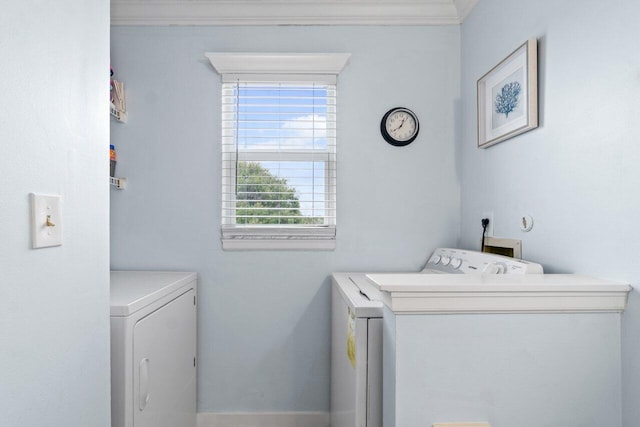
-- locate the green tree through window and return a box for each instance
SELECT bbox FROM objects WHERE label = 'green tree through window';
[236,162,322,225]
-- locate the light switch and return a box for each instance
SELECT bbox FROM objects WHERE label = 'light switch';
[30,193,62,248]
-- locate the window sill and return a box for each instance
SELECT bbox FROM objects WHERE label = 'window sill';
[222,238,335,251]
[221,226,336,251]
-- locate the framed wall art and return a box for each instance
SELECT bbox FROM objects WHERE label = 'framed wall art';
[477,38,538,148]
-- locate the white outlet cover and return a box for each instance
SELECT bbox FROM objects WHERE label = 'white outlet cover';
[520,214,534,232]
[30,193,62,248]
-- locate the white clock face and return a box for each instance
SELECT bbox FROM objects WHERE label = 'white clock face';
[385,110,417,142]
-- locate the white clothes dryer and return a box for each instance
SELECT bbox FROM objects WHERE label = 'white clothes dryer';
[110,271,197,427]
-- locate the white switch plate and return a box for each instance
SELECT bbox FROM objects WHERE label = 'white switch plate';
[30,193,62,248]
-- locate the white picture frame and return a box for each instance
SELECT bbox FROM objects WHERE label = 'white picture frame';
[477,39,538,148]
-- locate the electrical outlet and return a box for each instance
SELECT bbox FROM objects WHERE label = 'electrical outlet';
[481,211,494,237]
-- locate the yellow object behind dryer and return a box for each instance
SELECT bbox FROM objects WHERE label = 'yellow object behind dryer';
[346,308,356,368]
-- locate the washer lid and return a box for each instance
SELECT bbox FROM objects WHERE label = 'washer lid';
[110,271,197,316]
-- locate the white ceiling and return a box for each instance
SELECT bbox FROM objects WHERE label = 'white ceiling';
[111,0,479,26]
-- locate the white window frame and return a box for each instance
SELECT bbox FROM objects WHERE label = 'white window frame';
[206,53,350,250]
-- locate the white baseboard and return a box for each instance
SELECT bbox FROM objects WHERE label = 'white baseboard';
[197,412,330,427]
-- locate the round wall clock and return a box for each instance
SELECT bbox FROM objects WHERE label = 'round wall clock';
[380,107,419,147]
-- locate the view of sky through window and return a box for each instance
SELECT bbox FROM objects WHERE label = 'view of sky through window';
[230,82,335,223]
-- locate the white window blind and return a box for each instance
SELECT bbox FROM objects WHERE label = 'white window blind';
[221,79,337,248]
[207,52,350,250]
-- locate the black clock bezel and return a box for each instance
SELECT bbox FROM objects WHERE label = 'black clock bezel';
[380,107,420,147]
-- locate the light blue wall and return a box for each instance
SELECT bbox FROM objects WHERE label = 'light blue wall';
[1,1,111,426]
[110,25,461,412]
[459,1,640,425]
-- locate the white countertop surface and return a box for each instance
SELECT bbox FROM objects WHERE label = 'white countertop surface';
[364,273,631,314]
[366,273,631,292]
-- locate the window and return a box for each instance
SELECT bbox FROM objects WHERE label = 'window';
[221,81,336,226]
[206,53,350,250]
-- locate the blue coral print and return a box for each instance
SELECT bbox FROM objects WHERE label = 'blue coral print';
[495,81,521,118]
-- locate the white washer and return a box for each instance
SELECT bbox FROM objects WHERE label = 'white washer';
[110,271,197,427]
[330,248,543,427]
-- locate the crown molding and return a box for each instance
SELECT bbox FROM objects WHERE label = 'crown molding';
[453,0,479,21]
[111,0,479,26]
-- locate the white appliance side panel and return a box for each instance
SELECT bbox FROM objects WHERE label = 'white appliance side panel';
[133,289,196,427]
[111,315,134,427]
[366,318,382,427]
[382,306,397,427]
[354,317,369,427]
[331,283,369,427]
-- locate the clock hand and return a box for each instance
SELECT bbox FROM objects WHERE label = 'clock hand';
[391,117,407,132]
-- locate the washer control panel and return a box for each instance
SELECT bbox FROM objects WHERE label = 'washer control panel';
[423,248,543,275]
